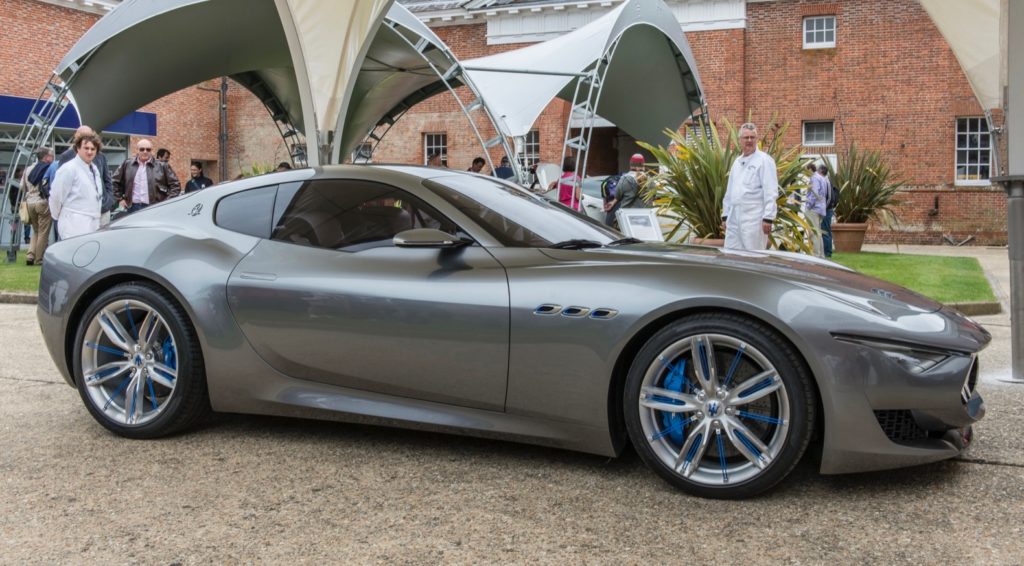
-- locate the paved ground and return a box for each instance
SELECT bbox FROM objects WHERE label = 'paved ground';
[2,246,1023,563]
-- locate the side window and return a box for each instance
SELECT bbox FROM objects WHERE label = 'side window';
[271,179,461,252]
[215,186,277,238]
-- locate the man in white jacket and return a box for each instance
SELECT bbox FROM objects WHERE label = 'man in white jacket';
[49,133,103,239]
[721,123,778,251]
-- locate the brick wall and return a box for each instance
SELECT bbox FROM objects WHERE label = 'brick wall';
[741,0,1005,244]
[685,28,745,124]
[375,1,1007,244]
[6,0,1004,243]
[226,83,290,179]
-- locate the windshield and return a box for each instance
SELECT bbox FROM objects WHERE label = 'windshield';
[424,175,621,247]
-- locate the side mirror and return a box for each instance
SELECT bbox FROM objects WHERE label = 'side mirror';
[393,228,472,248]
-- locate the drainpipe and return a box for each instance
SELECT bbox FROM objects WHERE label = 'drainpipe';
[197,77,230,182]
[219,77,228,182]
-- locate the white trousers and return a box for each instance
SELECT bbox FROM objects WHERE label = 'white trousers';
[58,210,100,239]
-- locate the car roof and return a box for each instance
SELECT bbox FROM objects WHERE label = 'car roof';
[319,163,463,181]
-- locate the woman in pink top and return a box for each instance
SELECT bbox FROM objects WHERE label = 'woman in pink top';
[548,156,581,211]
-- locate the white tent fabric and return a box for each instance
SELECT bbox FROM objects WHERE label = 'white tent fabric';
[918,0,1003,110]
[277,0,393,135]
[462,0,704,144]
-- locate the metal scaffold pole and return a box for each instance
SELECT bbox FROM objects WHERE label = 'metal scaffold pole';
[993,0,1024,383]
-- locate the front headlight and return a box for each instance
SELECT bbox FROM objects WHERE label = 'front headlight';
[834,335,953,374]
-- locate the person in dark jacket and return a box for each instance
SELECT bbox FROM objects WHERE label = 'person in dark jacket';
[493,156,515,180]
[113,139,181,213]
[184,162,214,193]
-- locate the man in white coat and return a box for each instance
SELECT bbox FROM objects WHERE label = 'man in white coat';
[721,123,778,250]
[49,133,103,239]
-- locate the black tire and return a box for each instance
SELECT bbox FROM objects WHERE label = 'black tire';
[72,281,209,438]
[624,312,816,499]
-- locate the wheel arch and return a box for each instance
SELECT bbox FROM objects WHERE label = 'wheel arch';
[63,269,201,385]
[606,303,824,457]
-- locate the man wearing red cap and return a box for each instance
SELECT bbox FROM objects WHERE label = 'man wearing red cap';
[603,153,650,225]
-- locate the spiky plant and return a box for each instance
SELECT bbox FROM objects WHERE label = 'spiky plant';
[242,162,277,178]
[639,118,813,252]
[829,144,903,225]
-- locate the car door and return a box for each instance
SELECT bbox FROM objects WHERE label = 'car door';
[225,177,510,411]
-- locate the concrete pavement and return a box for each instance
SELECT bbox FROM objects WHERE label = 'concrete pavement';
[1,245,1022,563]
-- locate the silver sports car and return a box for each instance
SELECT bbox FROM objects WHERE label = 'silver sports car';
[38,166,988,499]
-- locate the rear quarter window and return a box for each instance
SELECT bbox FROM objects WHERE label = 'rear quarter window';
[214,186,277,238]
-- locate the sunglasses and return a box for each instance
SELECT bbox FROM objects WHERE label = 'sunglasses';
[138,147,152,152]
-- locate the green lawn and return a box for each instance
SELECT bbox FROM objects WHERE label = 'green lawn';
[0,250,42,293]
[832,252,996,304]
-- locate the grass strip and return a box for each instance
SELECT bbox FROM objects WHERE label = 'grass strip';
[0,250,42,293]
[832,251,996,304]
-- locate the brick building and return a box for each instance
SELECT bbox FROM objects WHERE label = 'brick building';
[379,0,1007,244]
[0,0,1007,244]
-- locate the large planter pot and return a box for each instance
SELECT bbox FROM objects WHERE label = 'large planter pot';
[832,222,868,252]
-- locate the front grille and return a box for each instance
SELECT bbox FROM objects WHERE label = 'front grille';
[962,358,979,405]
[874,410,929,443]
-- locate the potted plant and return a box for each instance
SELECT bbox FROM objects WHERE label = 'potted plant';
[828,144,903,252]
[639,119,813,252]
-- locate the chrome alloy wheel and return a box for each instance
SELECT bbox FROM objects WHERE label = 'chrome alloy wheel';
[80,299,178,426]
[637,333,790,486]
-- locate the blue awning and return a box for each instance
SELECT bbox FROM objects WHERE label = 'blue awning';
[0,94,157,137]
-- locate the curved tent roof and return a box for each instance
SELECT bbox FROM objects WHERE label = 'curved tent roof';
[336,4,462,161]
[460,0,704,144]
[55,0,397,165]
[53,0,701,164]
[56,0,295,134]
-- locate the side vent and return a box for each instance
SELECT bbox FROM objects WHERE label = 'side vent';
[589,308,619,320]
[561,306,591,317]
[534,304,561,315]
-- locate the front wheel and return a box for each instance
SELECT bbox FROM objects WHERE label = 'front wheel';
[624,313,816,499]
[72,282,209,438]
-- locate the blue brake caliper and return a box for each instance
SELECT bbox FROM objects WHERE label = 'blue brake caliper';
[162,337,176,371]
[660,359,687,445]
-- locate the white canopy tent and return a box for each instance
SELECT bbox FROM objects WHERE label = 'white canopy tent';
[461,0,704,146]
[48,0,703,169]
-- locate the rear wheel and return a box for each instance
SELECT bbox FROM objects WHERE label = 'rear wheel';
[73,282,208,438]
[624,313,815,499]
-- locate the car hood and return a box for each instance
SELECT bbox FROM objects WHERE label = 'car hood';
[542,242,946,317]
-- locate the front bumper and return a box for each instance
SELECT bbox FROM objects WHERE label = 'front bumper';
[819,342,986,475]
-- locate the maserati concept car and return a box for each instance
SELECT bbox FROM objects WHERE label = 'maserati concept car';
[38,165,989,499]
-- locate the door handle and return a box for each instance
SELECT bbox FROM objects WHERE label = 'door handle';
[238,272,278,281]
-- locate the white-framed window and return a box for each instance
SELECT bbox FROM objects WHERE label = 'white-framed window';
[955,117,991,185]
[423,133,447,166]
[803,15,836,49]
[803,121,835,146]
[517,129,540,169]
